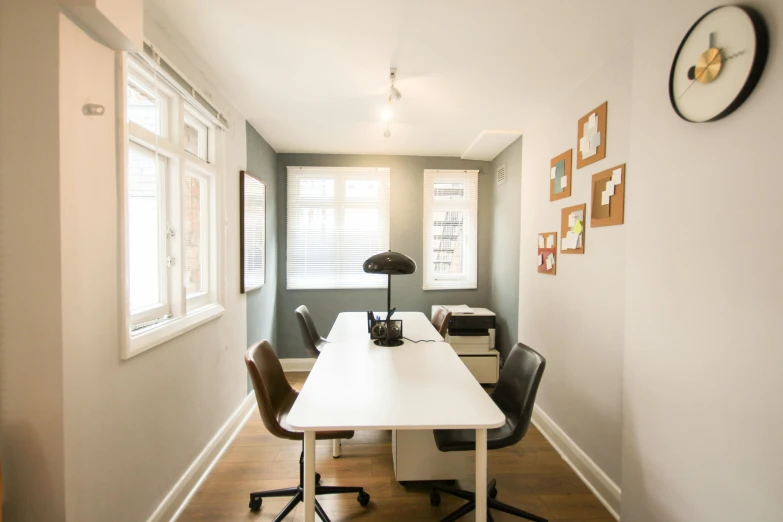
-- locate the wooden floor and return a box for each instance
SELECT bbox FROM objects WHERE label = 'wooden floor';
[179,373,614,522]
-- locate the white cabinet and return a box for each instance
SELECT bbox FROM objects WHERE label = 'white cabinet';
[458,350,500,384]
[392,429,474,482]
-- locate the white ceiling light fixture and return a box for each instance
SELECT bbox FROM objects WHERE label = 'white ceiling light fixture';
[383,67,401,138]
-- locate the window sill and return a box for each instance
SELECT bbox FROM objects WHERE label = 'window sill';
[286,286,387,291]
[123,303,225,359]
[423,285,478,291]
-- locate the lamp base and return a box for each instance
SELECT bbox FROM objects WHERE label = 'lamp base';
[374,338,404,347]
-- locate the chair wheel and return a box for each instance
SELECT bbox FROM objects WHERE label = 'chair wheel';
[489,486,498,499]
[357,491,370,507]
[430,491,441,506]
[248,495,262,511]
[315,472,321,485]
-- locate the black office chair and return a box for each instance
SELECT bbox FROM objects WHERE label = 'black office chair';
[295,305,329,358]
[429,343,547,522]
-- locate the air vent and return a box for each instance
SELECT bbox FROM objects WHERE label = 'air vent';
[496,164,507,186]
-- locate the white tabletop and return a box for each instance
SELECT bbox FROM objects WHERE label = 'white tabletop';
[287,341,505,431]
[327,311,444,343]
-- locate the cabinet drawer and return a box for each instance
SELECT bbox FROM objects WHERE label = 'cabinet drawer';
[460,354,499,384]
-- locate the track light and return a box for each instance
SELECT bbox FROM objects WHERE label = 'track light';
[390,85,402,101]
[383,67,401,138]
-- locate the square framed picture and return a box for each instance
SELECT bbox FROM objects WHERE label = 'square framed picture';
[576,101,608,168]
[550,149,572,201]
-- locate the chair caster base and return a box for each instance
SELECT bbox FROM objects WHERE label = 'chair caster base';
[357,491,371,507]
[248,495,262,512]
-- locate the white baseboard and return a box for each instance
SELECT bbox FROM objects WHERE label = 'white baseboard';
[145,392,257,522]
[531,405,621,520]
[281,357,316,372]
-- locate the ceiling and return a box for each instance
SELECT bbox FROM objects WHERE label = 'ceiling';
[147,0,630,158]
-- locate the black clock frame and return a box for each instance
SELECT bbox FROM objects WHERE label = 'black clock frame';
[668,4,769,123]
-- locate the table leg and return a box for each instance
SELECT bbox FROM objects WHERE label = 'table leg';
[304,430,315,522]
[475,428,487,522]
[333,438,341,458]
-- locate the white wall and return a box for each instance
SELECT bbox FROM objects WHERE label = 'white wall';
[0,1,67,520]
[56,11,249,521]
[517,31,632,486]
[622,0,783,520]
[0,4,249,520]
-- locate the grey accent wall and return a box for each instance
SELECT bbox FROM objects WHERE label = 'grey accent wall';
[275,154,493,358]
[246,123,278,386]
[489,137,522,362]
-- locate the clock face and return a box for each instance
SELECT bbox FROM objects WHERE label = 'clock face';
[669,5,769,122]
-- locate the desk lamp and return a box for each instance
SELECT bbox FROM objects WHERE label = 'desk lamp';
[362,251,416,346]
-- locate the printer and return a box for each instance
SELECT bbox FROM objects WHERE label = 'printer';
[432,306,496,353]
[432,306,499,384]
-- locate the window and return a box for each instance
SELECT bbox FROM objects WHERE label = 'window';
[184,109,209,161]
[122,53,224,357]
[422,170,479,290]
[287,167,390,289]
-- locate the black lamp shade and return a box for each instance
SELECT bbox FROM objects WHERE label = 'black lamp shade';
[363,251,416,275]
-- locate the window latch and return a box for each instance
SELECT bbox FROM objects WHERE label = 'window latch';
[167,256,176,268]
[166,226,176,239]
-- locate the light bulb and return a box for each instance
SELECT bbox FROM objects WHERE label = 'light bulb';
[384,126,391,138]
[382,106,392,121]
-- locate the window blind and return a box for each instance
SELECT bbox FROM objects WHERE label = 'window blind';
[287,167,390,290]
[422,170,479,290]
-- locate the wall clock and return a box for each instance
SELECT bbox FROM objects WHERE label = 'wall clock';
[669,5,769,122]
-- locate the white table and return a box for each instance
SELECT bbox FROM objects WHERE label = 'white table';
[326,311,444,343]
[327,311,443,459]
[288,311,505,522]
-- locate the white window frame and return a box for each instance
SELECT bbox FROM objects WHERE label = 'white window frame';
[127,142,171,325]
[119,52,225,359]
[182,166,214,311]
[286,166,391,290]
[422,169,479,290]
[183,106,210,162]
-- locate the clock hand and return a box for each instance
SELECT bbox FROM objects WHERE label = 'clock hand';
[677,50,723,100]
[722,49,746,61]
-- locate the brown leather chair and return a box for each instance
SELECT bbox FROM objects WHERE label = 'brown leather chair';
[245,340,370,520]
[295,305,329,358]
[431,306,452,337]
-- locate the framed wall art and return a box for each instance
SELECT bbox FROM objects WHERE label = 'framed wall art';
[550,149,572,201]
[577,101,608,169]
[240,171,266,293]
